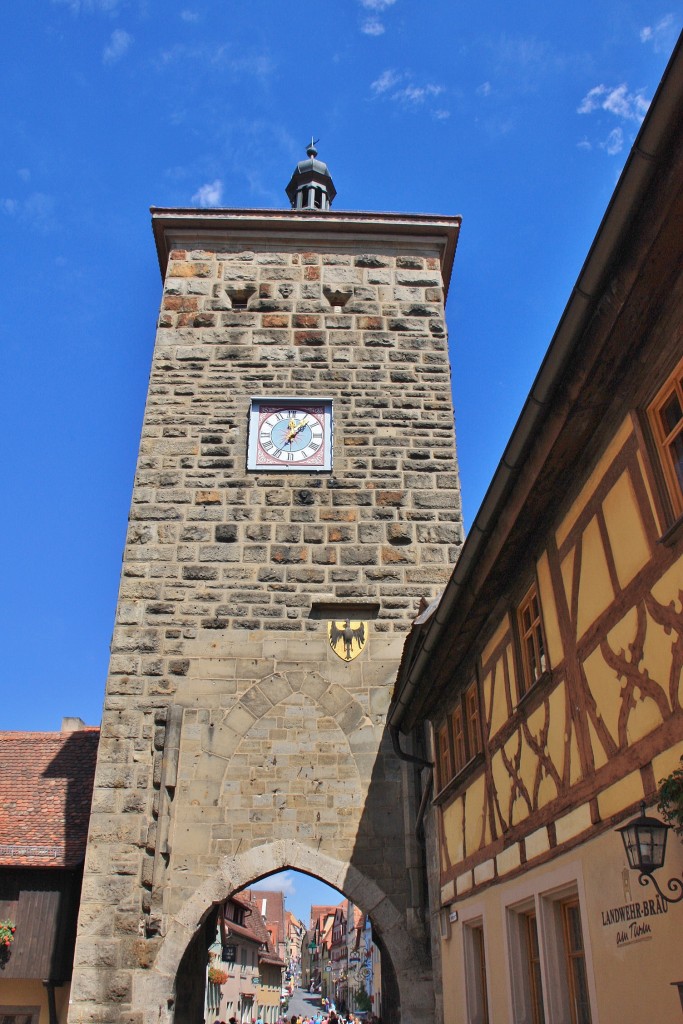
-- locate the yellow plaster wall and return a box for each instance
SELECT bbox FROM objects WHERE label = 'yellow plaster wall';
[545,685,566,780]
[536,550,563,669]
[442,797,464,866]
[490,750,511,831]
[0,979,67,1023]
[602,469,651,588]
[587,716,609,771]
[597,768,644,819]
[569,729,582,786]
[481,614,510,668]
[555,415,633,548]
[582,640,623,750]
[576,515,615,639]
[536,767,558,807]
[464,773,487,854]
[488,655,509,737]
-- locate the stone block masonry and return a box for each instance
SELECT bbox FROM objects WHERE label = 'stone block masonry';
[69,210,462,1024]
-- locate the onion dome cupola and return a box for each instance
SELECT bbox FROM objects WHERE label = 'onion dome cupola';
[286,138,337,211]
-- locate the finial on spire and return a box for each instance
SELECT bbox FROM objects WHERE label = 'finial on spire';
[307,137,319,158]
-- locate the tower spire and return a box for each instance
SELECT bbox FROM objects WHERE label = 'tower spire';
[286,138,336,211]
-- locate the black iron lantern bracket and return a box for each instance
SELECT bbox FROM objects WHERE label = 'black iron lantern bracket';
[616,801,683,905]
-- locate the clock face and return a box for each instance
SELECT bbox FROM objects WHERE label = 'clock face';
[247,399,333,471]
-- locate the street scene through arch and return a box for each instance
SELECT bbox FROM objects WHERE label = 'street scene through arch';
[163,859,402,1024]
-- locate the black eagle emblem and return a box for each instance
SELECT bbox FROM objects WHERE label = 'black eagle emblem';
[329,619,366,661]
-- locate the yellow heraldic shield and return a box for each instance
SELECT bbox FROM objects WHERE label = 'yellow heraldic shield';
[328,619,367,661]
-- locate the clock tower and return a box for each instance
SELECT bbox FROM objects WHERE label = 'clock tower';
[70,146,462,1024]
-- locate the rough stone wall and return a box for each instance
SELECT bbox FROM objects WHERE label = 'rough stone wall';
[70,226,462,1024]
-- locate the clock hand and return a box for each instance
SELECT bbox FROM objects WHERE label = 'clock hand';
[285,417,308,443]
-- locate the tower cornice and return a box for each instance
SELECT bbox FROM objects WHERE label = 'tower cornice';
[150,207,461,299]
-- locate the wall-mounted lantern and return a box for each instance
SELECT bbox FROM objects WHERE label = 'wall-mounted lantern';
[616,801,683,905]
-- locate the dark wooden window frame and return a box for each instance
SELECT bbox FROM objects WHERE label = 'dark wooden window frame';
[462,919,490,1024]
[435,676,485,796]
[514,578,551,703]
[561,899,593,1024]
[633,356,683,547]
[525,911,545,1024]
[0,1008,40,1024]
[647,354,683,518]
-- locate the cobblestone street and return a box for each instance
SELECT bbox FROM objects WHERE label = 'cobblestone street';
[284,989,323,1019]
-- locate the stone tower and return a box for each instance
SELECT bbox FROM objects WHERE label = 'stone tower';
[69,147,462,1024]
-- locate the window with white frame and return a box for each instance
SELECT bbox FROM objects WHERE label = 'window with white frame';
[462,918,490,1024]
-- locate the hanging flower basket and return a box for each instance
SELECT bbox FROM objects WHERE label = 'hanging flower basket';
[208,965,229,986]
[0,920,16,964]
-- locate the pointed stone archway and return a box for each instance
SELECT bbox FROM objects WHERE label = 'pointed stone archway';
[137,839,434,1024]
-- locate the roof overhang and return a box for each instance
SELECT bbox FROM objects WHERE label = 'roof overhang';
[389,30,683,733]
[150,207,461,300]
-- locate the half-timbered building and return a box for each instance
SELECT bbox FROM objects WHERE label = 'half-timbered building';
[390,32,683,1024]
[0,722,99,1024]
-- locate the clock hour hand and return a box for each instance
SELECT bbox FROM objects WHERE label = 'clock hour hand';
[285,416,307,443]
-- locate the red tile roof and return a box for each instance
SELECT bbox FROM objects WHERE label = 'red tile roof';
[0,728,99,869]
[227,894,285,967]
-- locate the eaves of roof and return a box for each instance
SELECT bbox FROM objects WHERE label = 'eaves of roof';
[389,31,683,731]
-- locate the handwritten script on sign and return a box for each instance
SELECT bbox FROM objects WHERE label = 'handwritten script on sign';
[600,896,668,947]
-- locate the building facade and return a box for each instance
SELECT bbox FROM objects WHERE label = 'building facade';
[390,34,683,1024]
[204,894,284,1024]
[0,722,99,1024]
[68,149,463,1024]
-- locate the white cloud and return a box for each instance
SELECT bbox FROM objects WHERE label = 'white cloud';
[640,14,679,52]
[601,127,624,155]
[103,28,133,64]
[371,69,402,94]
[476,81,492,97]
[577,83,649,123]
[361,18,384,35]
[433,109,451,121]
[360,0,397,9]
[180,8,199,21]
[1,192,56,231]
[371,70,445,112]
[395,83,443,104]
[577,84,605,114]
[250,871,296,897]
[576,137,592,151]
[603,84,649,121]
[18,168,31,182]
[192,179,223,206]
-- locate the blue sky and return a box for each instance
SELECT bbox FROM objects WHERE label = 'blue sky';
[250,870,343,931]
[2,2,680,741]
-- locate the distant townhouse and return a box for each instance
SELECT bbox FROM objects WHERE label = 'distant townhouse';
[0,721,99,1024]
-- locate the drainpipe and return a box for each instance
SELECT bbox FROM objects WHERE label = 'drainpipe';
[43,980,58,1024]
[388,723,432,768]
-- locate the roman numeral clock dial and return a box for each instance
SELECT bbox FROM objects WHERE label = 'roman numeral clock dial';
[247,398,333,471]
